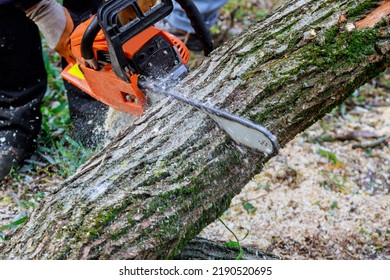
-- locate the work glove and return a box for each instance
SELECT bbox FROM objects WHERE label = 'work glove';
[25,0,74,61]
[118,0,157,24]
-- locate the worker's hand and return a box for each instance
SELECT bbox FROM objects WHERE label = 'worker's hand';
[25,0,75,61]
[118,0,158,25]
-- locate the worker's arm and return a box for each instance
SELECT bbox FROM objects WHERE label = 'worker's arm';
[25,0,74,60]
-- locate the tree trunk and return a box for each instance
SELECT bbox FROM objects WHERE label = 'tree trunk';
[1,0,389,259]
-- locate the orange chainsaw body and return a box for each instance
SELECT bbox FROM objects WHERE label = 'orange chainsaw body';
[61,17,190,116]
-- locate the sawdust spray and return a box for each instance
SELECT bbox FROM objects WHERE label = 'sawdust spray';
[103,107,139,140]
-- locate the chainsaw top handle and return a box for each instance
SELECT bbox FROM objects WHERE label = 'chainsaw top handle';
[81,0,214,81]
[174,0,213,55]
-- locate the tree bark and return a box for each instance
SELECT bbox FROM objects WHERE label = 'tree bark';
[1,0,389,259]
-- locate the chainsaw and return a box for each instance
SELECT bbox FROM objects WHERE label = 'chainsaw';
[61,0,280,156]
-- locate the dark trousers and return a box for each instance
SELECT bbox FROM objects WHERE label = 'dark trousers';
[0,0,107,151]
[0,5,46,152]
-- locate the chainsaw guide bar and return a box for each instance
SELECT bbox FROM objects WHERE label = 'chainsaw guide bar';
[139,81,280,157]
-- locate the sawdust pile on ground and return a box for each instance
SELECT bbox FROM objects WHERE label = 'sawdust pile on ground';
[200,82,390,259]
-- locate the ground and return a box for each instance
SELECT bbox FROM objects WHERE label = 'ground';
[0,0,389,259]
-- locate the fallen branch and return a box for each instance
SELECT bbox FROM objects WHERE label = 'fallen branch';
[176,237,280,260]
[352,134,390,149]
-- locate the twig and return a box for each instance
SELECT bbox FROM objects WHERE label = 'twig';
[231,185,283,207]
[376,81,390,91]
[352,135,390,149]
[215,6,240,46]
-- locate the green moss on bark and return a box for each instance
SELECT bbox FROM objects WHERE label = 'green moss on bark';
[347,0,381,19]
[307,27,380,67]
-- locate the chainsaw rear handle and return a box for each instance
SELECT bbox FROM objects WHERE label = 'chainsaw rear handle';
[81,0,214,75]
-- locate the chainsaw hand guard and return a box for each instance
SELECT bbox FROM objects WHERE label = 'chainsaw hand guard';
[81,0,173,81]
[81,0,213,82]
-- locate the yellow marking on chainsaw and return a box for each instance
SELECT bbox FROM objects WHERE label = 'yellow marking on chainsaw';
[68,64,85,80]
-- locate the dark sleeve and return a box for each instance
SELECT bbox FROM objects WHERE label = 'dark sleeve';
[0,0,42,10]
[0,0,14,4]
